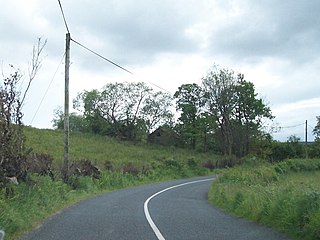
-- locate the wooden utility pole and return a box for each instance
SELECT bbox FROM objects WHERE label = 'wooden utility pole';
[305,120,308,159]
[63,33,71,181]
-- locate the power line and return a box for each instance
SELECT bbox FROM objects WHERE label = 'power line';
[71,38,172,94]
[30,52,66,125]
[280,122,305,129]
[56,1,171,94]
[308,124,314,129]
[71,38,134,75]
[57,0,70,33]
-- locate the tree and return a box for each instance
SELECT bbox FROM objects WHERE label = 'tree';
[313,116,320,141]
[232,74,273,156]
[98,82,151,140]
[142,91,174,132]
[202,66,237,155]
[0,69,25,185]
[52,108,88,132]
[174,83,205,149]
[73,89,110,135]
[73,82,174,141]
[202,65,273,156]
[1,38,46,191]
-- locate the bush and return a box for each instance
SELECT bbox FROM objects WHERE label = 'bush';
[202,160,216,170]
[69,159,101,179]
[26,153,54,179]
[122,162,139,176]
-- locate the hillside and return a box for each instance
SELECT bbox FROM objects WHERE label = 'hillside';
[23,126,219,171]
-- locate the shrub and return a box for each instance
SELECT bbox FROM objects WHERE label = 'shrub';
[26,153,54,180]
[202,160,216,170]
[69,159,101,179]
[122,162,139,176]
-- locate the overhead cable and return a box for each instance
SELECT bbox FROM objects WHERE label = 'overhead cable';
[71,38,172,94]
[56,1,171,94]
[30,52,66,125]
[280,122,305,129]
[71,38,133,75]
[57,0,70,33]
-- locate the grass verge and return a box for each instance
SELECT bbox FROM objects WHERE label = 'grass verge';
[0,127,219,240]
[208,158,320,240]
[1,167,212,240]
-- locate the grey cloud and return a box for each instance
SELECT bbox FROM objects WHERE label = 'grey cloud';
[207,0,320,64]
[62,0,203,66]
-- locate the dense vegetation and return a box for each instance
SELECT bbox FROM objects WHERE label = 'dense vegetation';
[209,158,320,240]
[53,65,273,157]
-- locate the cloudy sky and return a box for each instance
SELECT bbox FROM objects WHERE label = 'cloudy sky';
[1,0,319,141]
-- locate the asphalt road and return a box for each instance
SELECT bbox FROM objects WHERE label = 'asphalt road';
[21,176,290,240]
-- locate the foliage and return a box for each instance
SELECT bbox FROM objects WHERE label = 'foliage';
[232,76,273,156]
[1,38,46,193]
[70,82,174,141]
[201,65,273,157]
[202,66,236,155]
[52,108,88,132]
[268,136,305,162]
[209,159,320,240]
[142,91,174,131]
[0,68,28,196]
[313,116,320,141]
[26,153,54,179]
[174,83,205,149]
[309,141,320,158]
[52,64,276,157]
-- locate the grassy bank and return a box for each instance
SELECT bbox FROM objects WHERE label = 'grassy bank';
[209,158,320,240]
[23,127,218,170]
[0,127,218,240]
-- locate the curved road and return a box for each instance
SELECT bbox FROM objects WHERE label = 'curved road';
[21,176,290,240]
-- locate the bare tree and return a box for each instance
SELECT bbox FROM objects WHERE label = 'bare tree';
[21,37,47,106]
[0,38,46,194]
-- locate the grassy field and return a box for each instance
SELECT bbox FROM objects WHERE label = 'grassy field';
[209,158,320,240]
[0,127,218,240]
[23,127,218,170]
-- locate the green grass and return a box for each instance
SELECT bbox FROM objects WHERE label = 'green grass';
[0,126,218,240]
[23,127,217,170]
[209,158,320,240]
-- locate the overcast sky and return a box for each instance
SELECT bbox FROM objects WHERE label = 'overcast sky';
[1,0,319,141]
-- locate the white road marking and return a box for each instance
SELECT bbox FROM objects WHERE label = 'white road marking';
[144,177,215,240]
[0,230,4,240]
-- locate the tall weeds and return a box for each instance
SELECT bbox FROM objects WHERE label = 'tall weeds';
[209,159,320,240]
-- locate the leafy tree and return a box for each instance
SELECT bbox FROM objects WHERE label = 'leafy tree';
[73,89,110,135]
[0,69,26,184]
[97,82,151,140]
[313,116,320,141]
[202,65,273,156]
[268,135,304,162]
[174,83,205,149]
[202,66,237,155]
[196,112,217,152]
[52,108,88,132]
[232,74,273,156]
[73,82,173,141]
[142,91,174,132]
[287,135,304,158]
